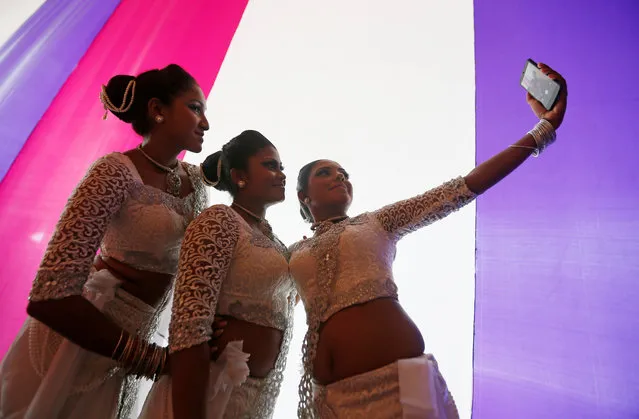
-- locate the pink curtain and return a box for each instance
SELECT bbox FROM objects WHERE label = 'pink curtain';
[0,0,248,356]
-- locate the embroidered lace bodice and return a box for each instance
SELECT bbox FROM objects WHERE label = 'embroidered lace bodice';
[289,177,476,417]
[168,204,296,417]
[29,152,208,302]
[169,204,295,353]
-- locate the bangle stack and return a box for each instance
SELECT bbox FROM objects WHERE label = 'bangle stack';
[527,119,556,157]
[509,119,557,157]
[112,331,167,381]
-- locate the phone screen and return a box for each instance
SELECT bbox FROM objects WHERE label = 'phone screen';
[520,60,560,111]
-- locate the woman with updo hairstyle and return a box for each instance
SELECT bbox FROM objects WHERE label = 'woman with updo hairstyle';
[0,64,212,418]
[289,63,568,417]
[140,130,296,419]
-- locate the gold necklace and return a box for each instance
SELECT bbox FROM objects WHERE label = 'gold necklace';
[232,202,272,232]
[231,203,287,251]
[137,145,182,197]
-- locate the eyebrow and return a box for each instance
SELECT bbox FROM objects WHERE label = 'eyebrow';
[189,99,206,109]
[315,165,345,173]
[262,158,283,165]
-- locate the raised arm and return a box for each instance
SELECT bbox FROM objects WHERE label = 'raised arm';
[169,205,239,419]
[465,63,567,194]
[374,63,567,239]
[373,177,476,239]
[26,154,136,358]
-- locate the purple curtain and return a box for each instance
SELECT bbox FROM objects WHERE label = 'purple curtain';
[0,0,121,181]
[473,0,639,418]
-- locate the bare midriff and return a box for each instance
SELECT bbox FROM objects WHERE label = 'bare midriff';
[313,297,424,385]
[210,316,284,378]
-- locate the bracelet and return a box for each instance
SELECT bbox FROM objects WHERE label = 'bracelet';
[153,348,168,381]
[117,334,136,366]
[133,340,149,375]
[111,331,125,359]
[115,334,167,381]
[527,119,556,157]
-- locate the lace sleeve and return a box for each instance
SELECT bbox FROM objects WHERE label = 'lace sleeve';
[169,205,239,353]
[373,176,476,239]
[29,154,134,301]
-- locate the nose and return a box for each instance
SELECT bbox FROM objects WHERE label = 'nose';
[336,172,345,182]
[200,115,210,131]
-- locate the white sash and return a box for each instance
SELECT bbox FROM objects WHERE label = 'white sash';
[398,354,458,419]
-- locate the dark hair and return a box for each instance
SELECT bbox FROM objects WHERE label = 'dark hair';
[201,130,274,197]
[297,160,323,222]
[103,64,197,136]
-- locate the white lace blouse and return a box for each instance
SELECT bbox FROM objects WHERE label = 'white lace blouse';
[168,204,297,417]
[29,152,208,302]
[288,177,476,416]
[168,205,296,354]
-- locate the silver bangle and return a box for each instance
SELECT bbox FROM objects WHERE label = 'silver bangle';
[527,119,556,157]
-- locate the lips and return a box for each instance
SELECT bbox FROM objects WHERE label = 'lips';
[330,183,347,191]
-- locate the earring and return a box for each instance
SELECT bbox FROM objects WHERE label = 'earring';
[238,180,246,189]
[304,197,310,205]
[155,115,164,123]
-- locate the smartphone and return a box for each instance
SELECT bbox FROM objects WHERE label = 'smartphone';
[520,59,561,110]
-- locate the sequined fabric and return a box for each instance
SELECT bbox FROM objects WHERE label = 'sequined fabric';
[223,375,283,419]
[30,153,207,301]
[27,283,156,394]
[289,177,476,417]
[1,270,164,419]
[9,152,207,419]
[314,354,459,419]
[314,360,403,418]
[168,205,296,417]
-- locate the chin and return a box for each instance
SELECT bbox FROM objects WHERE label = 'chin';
[187,143,203,154]
[268,191,286,205]
[184,139,203,154]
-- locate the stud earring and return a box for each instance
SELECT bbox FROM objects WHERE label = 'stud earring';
[155,115,164,123]
[304,197,310,205]
[238,180,246,188]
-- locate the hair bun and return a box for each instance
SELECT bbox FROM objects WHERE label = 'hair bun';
[201,151,229,191]
[102,74,137,123]
[201,131,275,198]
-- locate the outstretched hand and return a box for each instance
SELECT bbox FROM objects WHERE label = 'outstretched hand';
[526,63,568,130]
